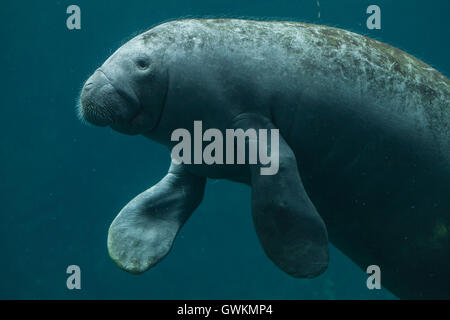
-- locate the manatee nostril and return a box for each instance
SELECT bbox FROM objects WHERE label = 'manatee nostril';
[83,82,94,93]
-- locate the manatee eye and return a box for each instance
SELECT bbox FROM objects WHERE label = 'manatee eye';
[136,58,149,70]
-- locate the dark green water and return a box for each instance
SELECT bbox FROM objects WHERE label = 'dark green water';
[1,0,448,299]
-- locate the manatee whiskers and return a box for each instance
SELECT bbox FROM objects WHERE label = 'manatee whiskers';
[75,97,87,124]
[80,97,114,127]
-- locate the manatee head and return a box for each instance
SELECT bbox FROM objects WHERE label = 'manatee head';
[79,36,168,135]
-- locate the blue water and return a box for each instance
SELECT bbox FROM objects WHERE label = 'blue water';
[1,0,449,299]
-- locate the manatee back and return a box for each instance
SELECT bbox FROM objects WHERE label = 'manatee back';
[145,19,450,159]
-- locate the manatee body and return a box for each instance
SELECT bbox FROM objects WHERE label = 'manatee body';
[79,19,450,299]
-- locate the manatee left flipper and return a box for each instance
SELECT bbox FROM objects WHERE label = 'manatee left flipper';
[107,161,206,274]
[232,114,329,278]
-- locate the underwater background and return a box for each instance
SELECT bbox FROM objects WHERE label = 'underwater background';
[1,0,449,299]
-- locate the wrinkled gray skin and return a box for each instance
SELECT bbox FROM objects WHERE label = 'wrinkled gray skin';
[79,19,450,299]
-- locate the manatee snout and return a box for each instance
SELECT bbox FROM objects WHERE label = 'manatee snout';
[80,70,115,126]
[79,69,139,128]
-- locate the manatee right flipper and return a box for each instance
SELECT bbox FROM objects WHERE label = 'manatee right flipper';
[233,114,329,278]
[107,161,206,274]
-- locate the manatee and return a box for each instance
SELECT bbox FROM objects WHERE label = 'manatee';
[79,19,450,299]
